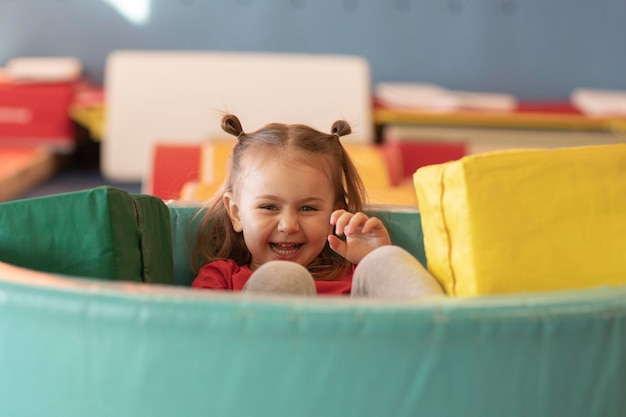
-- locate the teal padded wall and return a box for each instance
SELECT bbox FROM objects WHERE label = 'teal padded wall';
[0,272,625,417]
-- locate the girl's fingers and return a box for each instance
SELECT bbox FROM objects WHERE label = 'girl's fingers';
[331,210,354,235]
[331,210,383,236]
[360,217,384,234]
[329,209,346,225]
[343,213,374,235]
[330,210,348,234]
[327,235,347,258]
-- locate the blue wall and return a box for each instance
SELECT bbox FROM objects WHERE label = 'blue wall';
[1,0,625,100]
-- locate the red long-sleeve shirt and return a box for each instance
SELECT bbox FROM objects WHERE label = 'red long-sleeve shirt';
[192,259,353,295]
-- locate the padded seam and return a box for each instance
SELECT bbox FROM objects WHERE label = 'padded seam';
[130,197,147,283]
[438,163,457,295]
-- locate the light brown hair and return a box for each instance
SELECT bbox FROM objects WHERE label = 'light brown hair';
[192,114,367,281]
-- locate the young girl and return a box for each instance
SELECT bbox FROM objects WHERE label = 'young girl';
[191,114,444,298]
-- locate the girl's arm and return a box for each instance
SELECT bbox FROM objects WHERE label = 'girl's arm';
[192,260,242,290]
[327,210,392,265]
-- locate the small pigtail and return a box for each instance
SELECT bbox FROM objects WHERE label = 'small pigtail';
[222,114,245,139]
[330,120,352,138]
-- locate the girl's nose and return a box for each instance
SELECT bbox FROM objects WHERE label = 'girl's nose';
[278,213,299,234]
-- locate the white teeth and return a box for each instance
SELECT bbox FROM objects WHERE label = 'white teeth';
[271,243,300,255]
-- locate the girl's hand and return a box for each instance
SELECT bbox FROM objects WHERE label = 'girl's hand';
[328,209,392,264]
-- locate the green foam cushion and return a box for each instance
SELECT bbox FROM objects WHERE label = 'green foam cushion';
[131,193,174,284]
[0,186,173,284]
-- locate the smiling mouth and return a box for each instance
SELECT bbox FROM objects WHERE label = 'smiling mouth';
[270,243,302,255]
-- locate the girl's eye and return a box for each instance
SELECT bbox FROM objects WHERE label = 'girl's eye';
[301,206,318,212]
[260,205,277,211]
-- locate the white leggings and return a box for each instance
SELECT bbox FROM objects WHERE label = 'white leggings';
[243,246,445,299]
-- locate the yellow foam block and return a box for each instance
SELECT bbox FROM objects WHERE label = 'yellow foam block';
[414,144,626,296]
[180,181,223,202]
[199,139,235,184]
[344,145,417,205]
[343,144,392,190]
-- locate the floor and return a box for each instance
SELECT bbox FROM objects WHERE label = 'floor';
[13,137,142,200]
[17,165,142,200]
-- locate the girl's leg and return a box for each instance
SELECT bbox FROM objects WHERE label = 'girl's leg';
[243,261,317,296]
[351,246,445,299]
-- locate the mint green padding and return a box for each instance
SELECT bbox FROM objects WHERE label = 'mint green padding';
[169,204,202,286]
[0,277,624,417]
[366,205,426,266]
[0,187,173,284]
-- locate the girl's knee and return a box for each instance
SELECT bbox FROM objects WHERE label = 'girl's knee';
[353,245,444,299]
[244,261,316,296]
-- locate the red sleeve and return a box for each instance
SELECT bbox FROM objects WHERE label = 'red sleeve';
[191,260,252,291]
[192,260,353,294]
[192,260,235,290]
[314,266,354,295]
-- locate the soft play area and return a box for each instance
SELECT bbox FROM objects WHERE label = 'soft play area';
[2,2,626,417]
[1,141,626,416]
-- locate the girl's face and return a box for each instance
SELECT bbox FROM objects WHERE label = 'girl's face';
[224,152,341,271]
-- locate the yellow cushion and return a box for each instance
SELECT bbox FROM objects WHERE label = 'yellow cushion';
[198,139,235,184]
[344,145,417,205]
[177,140,233,201]
[343,144,392,190]
[414,144,626,296]
[366,181,417,206]
[180,181,222,201]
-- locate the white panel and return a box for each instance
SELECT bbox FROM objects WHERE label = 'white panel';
[102,50,373,182]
